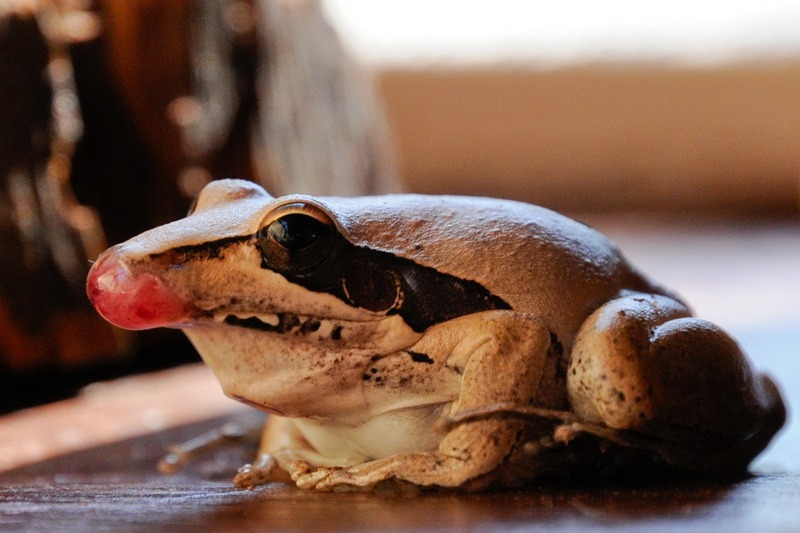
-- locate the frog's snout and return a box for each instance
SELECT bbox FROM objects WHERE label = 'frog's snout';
[86,249,193,331]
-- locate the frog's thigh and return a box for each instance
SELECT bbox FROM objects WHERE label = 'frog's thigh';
[568,293,783,449]
[567,293,690,431]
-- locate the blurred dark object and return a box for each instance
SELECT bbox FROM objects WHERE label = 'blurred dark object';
[100,0,396,200]
[0,0,396,412]
[0,5,126,379]
[172,0,396,196]
[0,2,193,412]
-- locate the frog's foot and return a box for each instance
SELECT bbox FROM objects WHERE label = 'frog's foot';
[233,453,285,488]
[290,460,400,492]
[568,293,786,473]
[290,464,354,491]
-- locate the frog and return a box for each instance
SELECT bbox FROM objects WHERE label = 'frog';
[86,178,785,491]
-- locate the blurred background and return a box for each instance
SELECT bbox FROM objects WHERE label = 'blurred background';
[327,0,800,215]
[1,0,798,414]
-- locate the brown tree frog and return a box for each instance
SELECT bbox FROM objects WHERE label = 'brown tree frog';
[86,179,785,491]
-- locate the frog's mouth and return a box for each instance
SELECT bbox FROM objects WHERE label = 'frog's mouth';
[87,248,387,343]
[220,312,318,333]
[214,312,344,341]
[87,249,352,337]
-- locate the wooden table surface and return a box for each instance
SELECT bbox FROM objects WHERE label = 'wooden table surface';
[1,218,798,532]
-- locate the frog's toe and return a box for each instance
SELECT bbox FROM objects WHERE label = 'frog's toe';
[234,464,270,488]
[233,454,280,488]
[293,466,337,490]
[289,460,336,490]
[313,467,379,492]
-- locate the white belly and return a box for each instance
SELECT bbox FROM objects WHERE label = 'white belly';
[293,403,448,466]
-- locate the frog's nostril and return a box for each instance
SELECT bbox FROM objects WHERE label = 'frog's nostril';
[86,250,191,330]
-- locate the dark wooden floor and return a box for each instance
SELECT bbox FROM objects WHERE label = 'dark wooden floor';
[0,387,797,533]
[0,379,797,533]
[1,220,798,532]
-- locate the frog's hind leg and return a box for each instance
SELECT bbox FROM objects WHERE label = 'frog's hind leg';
[566,293,786,474]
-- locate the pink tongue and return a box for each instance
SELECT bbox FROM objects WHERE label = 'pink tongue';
[86,250,192,330]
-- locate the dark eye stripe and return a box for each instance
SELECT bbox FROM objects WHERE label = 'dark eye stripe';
[268,239,511,332]
[150,233,510,332]
[148,235,253,264]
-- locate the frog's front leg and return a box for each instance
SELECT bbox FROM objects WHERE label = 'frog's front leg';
[293,312,567,491]
[234,415,323,488]
[567,293,786,473]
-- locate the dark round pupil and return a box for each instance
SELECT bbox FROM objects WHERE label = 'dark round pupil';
[267,214,330,251]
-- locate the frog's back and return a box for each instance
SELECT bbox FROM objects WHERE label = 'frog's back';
[324,194,662,345]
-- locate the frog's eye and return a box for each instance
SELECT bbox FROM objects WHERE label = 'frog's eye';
[257,202,339,275]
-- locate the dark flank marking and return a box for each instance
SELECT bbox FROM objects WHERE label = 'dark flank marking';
[299,319,321,334]
[330,324,343,340]
[362,367,380,382]
[407,351,434,365]
[344,246,511,332]
[261,237,511,333]
[149,235,253,264]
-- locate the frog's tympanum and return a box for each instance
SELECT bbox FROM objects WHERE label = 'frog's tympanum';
[86,179,785,491]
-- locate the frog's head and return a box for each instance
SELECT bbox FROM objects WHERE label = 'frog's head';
[87,179,506,418]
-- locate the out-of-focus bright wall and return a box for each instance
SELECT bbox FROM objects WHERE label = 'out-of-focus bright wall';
[324,0,800,215]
